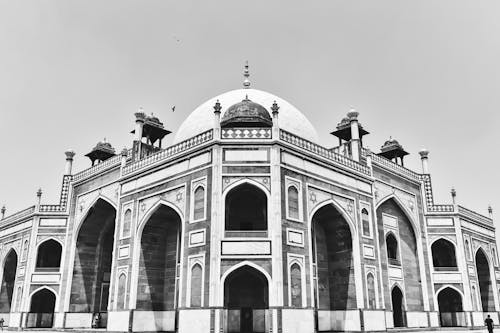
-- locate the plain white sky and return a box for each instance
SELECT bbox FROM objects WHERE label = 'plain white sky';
[0,1,499,232]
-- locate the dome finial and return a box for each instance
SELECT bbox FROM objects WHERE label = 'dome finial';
[243,61,250,89]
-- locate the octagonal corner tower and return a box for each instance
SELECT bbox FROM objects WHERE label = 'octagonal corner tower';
[174,88,319,144]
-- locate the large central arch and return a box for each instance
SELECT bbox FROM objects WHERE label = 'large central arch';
[311,203,356,312]
[136,203,182,311]
[223,264,269,333]
[69,198,116,327]
[376,198,424,315]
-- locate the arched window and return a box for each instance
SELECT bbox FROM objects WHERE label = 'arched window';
[471,285,478,311]
[22,240,29,262]
[386,233,399,264]
[117,273,127,310]
[465,239,471,261]
[36,240,62,270]
[287,186,299,220]
[225,183,267,231]
[290,263,302,307]
[492,247,498,267]
[15,286,22,311]
[361,208,371,237]
[122,209,132,238]
[431,239,457,270]
[367,273,376,309]
[193,186,206,221]
[190,264,203,307]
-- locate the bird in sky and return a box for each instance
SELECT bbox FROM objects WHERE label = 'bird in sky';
[172,106,176,112]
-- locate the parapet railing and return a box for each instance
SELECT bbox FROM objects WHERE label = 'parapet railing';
[0,206,35,225]
[39,175,72,213]
[362,148,421,181]
[458,205,492,225]
[280,129,371,176]
[122,129,214,176]
[221,127,272,139]
[420,174,455,213]
[73,153,125,182]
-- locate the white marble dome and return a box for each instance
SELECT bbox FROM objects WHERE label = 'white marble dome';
[173,88,319,143]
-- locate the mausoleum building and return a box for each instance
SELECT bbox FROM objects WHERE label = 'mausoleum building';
[0,66,498,333]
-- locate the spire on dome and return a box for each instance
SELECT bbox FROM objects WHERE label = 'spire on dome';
[243,61,250,89]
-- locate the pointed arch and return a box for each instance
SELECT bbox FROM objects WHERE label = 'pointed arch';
[222,178,271,197]
[0,247,18,269]
[134,201,183,311]
[431,238,457,269]
[377,196,426,312]
[221,261,270,332]
[136,199,185,237]
[28,287,57,328]
[476,247,494,311]
[73,196,117,240]
[224,180,269,232]
[436,286,464,327]
[69,197,116,318]
[0,248,18,313]
[391,284,405,327]
[435,284,464,300]
[309,199,362,310]
[35,238,63,270]
[220,261,272,287]
[309,198,357,235]
[376,194,420,238]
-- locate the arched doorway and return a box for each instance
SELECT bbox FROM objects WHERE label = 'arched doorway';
[437,287,464,327]
[311,204,354,311]
[391,286,405,327]
[432,239,457,270]
[27,289,56,328]
[0,249,18,314]
[476,249,494,311]
[136,204,181,313]
[69,198,116,328]
[224,265,269,333]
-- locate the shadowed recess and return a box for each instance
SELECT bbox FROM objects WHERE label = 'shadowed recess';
[69,198,116,317]
[312,204,354,310]
[136,204,181,311]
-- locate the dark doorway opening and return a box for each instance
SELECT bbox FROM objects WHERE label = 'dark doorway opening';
[224,266,269,333]
[27,289,56,328]
[392,286,405,327]
[476,249,494,312]
[438,287,464,327]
